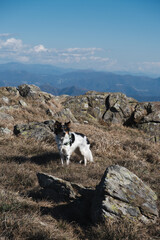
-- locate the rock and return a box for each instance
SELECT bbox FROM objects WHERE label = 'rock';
[37,173,76,200]
[126,102,160,142]
[62,92,137,125]
[37,172,94,202]
[91,165,158,223]
[46,108,54,117]
[6,87,19,97]
[2,96,9,104]
[18,84,41,98]
[19,99,27,107]
[0,127,12,135]
[13,120,55,142]
[0,112,14,121]
[54,108,78,123]
[62,92,108,123]
[36,173,94,225]
[103,93,137,124]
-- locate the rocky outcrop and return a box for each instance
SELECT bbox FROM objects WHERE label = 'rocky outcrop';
[18,84,41,98]
[6,87,20,96]
[62,91,138,125]
[91,165,158,224]
[53,108,78,123]
[102,93,137,124]
[14,120,55,142]
[62,91,110,123]
[90,92,160,141]
[0,84,160,141]
[17,84,56,105]
[130,102,160,142]
[37,166,158,224]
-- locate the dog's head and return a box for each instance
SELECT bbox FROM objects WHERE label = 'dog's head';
[54,121,71,136]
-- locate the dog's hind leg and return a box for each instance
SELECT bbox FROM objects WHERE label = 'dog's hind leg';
[88,148,94,162]
[79,146,93,166]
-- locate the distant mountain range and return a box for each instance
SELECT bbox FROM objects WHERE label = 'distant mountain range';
[0,62,160,101]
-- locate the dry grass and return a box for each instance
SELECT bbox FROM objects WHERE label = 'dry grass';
[0,121,160,239]
[0,88,160,239]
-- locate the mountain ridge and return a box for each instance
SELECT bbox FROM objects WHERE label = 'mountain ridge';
[0,62,160,101]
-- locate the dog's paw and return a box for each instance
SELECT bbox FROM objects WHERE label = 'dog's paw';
[79,160,84,164]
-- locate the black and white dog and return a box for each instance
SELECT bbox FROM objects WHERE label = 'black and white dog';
[54,121,93,165]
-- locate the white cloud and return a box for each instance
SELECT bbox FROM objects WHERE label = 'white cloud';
[65,47,102,53]
[0,37,23,51]
[4,38,23,49]
[137,61,160,74]
[89,56,109,62]
[0,35,116,70]
[33,44,48,53]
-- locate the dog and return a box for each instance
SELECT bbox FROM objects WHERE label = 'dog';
[54,121,93,166]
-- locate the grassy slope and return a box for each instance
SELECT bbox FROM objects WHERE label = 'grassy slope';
[0,89,159,239]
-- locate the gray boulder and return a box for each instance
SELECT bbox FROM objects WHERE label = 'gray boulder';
[6,87,19,97]
[102,93,137,124]
[13,120,55,142]
[91,165,158,223]
[54,108,78,123]
[37,173,76,200]
[1,96,9,104]
[0,127,12,135]
[132,102,160,142]
[62,91,109,123]
[19,99,27,107]
[18,84,40,98]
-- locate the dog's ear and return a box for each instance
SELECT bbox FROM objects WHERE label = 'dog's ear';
[54,121,62,129]
[65,121,71,128]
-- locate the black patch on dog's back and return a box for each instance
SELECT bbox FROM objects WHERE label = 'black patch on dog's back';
[75,132,90,145]
[75,132,85,138]
[70,133,75,146]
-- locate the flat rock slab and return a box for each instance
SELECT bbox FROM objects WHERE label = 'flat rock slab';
[91,165,158,223]
[37,173,76,200]
[13,120,55,142]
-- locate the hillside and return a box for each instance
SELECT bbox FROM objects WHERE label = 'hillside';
[0,85,160,239]
[0,63,160,101]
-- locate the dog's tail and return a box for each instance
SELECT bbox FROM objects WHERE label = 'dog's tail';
[90,142,96,149]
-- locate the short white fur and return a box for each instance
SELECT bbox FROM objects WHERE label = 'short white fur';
[54,122,93,166]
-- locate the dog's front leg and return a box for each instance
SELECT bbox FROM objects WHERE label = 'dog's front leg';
[59,151,64,165]
[66,155,70,165]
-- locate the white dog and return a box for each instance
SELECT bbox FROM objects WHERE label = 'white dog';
[54,121,93,166]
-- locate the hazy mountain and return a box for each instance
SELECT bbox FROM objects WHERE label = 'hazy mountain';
[0,62,72,75]
[0,62,160,101]
[56,70,160,99]
[40,84,87,96]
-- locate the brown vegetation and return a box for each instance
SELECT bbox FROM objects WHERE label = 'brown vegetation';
[0,120,160,239]
[0,89,159,239]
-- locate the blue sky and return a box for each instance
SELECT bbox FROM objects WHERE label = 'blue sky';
[0,0,160,75]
